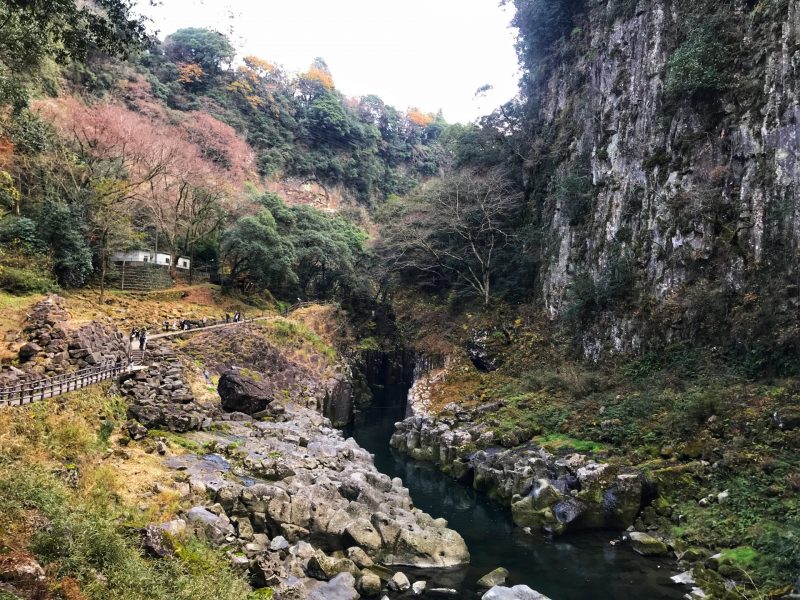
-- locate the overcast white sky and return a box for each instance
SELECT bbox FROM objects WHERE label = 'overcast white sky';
[135,0,521,123]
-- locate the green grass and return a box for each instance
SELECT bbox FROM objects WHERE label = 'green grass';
[722,546,761,568]
[259,318,337,361]
[147,429,202,452]
[0,467,256,600]
[533,433,606,454]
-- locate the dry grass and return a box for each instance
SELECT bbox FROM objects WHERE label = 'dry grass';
[0,384,183,524]
[63,284,269,331]
[0,290,44,361]
[291,304,354,350]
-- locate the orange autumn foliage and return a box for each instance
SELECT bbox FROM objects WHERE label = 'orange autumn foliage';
[407,108,435,127]
[304,66,334,89]
[177,62,204,85]
[243,55,275,76]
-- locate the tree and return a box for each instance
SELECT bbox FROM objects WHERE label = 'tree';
[0,0,146,109]
[379,169,523,305]
[164,28,235,80]
[37,199,93,287]
[221,206,297,292]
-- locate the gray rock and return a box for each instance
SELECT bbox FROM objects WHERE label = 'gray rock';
[186,506,235,545]
[482,585,552,600]
[478,567,510,588]
[270,535,290,551]
[141,524,175,558]
[388,571,411,592]
[308,572,359,600]
[412,580,427,595]
[18,342,42,362]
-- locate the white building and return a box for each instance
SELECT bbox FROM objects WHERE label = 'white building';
[111,250,190,270]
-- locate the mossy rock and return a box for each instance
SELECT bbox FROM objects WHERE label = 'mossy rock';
[647,461,705,497]
[628,532,668,556]
[511,499,557,530]
[408,447,436,462]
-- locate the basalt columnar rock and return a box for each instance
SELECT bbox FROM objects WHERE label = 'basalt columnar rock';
[121,340,215,432]
[159,397,469,599]
[391,414,645,534]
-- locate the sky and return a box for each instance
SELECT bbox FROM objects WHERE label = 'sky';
[134,0,522,124]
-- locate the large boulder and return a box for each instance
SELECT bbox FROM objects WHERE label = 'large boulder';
[218,370,274,414]
[308,572,360,600]
[628,531,668,556]
[482,585,552,600]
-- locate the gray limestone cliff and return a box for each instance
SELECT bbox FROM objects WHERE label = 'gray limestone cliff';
[522,0,800,361]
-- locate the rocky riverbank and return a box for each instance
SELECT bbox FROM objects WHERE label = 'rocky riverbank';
[139,379,469,599]
[390,412,645,535]
[119,320,472,599]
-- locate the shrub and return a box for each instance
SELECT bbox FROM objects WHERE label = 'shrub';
[0,216,42,253]
[0,264,58,294]
[0,468,254,600]
[665,25,731,99]
[553,155,593,226]
[564,255,635,322]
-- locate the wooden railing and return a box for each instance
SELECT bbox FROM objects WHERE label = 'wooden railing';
[0,360,127,409]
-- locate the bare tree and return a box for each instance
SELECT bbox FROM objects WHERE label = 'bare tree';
[380,169,523,306]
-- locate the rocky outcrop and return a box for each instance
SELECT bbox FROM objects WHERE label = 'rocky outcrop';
[176,400,469,571]
[391,414,645,534]
[518,0,800,360]
[185,326,354,426]
[153,395,469,598]
[121,340,215,432]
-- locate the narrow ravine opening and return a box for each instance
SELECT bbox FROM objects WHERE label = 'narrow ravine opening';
[349,351,685,599]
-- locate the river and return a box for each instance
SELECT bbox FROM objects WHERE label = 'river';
[347,360,686,599]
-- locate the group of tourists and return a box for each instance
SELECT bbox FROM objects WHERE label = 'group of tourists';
[129,327,148,350]
[154,311,245,333]
[133,311,248,350]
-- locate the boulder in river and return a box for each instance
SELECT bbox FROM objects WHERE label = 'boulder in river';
[359,571,383,597]
[477,567,510,588]
[389,571,411,592]
[482,585,552,600]
[628,531,668,556]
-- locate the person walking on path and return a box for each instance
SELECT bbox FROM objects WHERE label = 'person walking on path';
[202,316,207,327]
[225,313,231,323]
[139,329,147,351]
[130,328,138,344]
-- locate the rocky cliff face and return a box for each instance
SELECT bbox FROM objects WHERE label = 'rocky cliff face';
[527,0,800,360]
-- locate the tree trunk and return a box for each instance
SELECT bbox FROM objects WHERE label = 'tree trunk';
[188,244,195,285]
[98,232,107,305]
